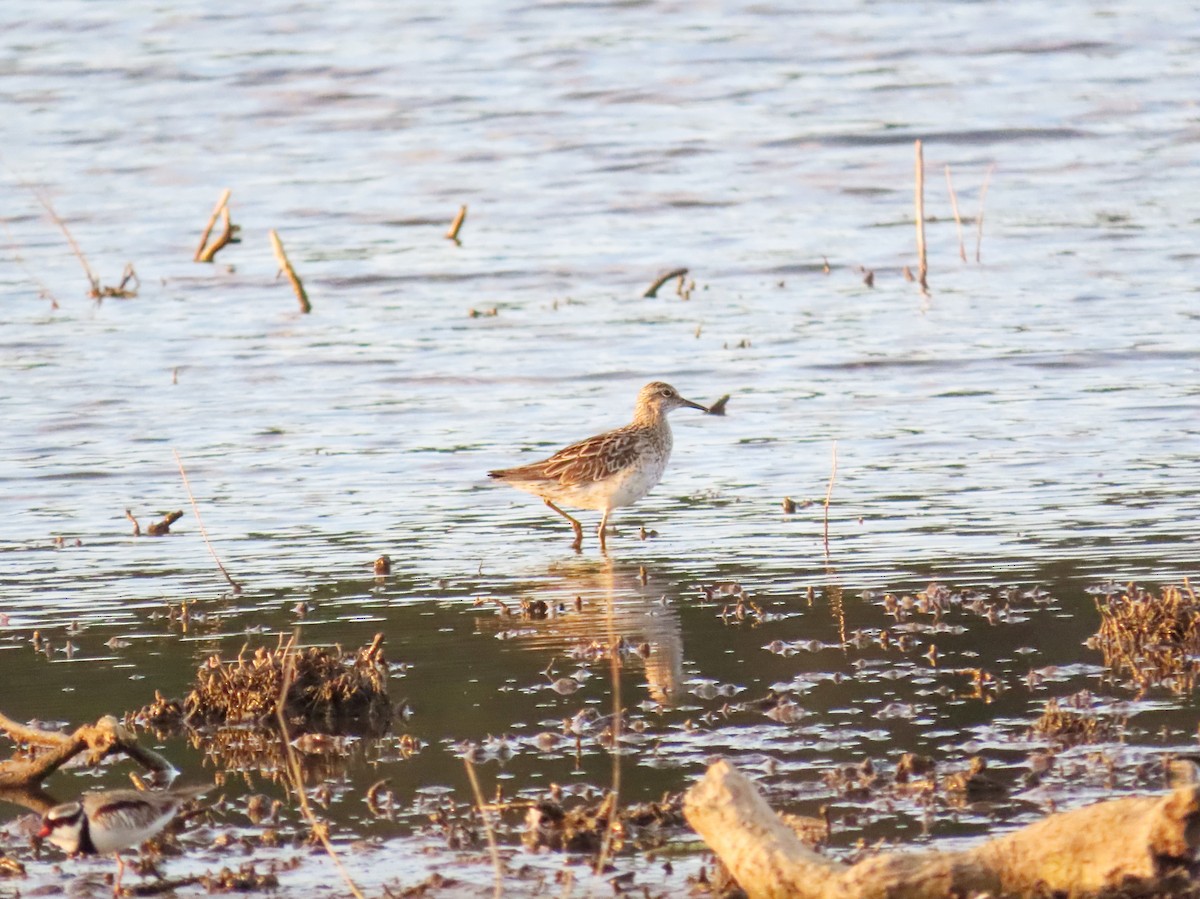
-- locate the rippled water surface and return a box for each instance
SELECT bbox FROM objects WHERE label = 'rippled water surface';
[2,0,1199,894]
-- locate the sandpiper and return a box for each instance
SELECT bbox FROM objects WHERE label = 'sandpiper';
[38,784,210,894]
[489,381,707,551]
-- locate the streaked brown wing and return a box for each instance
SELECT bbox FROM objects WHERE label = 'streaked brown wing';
[496,426,641,485]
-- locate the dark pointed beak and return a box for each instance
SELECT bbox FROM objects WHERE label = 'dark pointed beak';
[682,397,708,413]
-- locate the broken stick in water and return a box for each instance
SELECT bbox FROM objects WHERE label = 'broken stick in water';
[944,164,967,262]
[823,441,837,558]
[643,267,688,298]
[172,449,242,593]
[126,509,183,536]
[976,163,995,263]
[913,140,928,291]
[146,510,184,536]
[194,189,239,263]
[268,229,311,314]
[95,263,139,299]
[445,204,468,243]
[194,189,230,260]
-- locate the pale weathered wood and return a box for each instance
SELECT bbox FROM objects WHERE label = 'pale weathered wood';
[685,759,1200,899]
[0,713,172,788]
[684,759,841,899]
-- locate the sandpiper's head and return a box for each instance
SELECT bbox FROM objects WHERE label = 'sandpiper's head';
[38,800,87,853]
[634,382,707,421]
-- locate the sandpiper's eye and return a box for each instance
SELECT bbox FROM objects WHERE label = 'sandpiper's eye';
[660,387,674,398]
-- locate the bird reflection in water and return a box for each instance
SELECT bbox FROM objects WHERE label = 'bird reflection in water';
[471,558,685,706]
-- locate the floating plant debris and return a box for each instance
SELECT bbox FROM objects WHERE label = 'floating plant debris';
[1030,693,1125,749]
[181,634,392,732]
[1091,582,1200,693]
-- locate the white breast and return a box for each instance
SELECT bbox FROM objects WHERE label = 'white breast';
[87,805,177,853]
[564,452,668,511]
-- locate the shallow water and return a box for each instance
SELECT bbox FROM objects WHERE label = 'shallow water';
[2,0,1199,893]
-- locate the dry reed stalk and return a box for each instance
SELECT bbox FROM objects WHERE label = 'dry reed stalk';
[13,173,138,298]
[557,869,574,899]
[913,140,928,289]
[643,267,688,298]
[823,440,838,557]
[172,449,242,594]
[24,181,100,296]
[944,164,967,261]
[1,218,59,307]
[975,163,995,263]
[276,635,368,899]
[194,188,232,262]
[269,229,311,313]
[445,204,468,242]
[828,582,847,652]
[0,159,139,299]
[465,758,504,899]
[593,593,623,875]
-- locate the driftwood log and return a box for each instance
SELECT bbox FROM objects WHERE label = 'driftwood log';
[684,760,1200,899]
[0,711,172,790]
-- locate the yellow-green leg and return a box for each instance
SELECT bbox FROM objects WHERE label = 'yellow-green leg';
[545,500,583,552]
[597,509,611,553]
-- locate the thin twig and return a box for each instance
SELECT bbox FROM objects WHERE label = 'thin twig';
[643,267,688,298]
[172,449,242,594]
[975,163,995,263]
[194,189,232,262]
[464,758,504,899]
[913,140,928,290]
[18,179,99,295]
[445,205,468,243]
[594,571,622,875]
[197,206,237,264]
[14,172,137,298]
[0,217,60,307]
[557,869,574,899]
[944,164,966,262]
[277,634,368,899]
[104,263,139,298]
[268,229,311,314]
[823,441,838,558]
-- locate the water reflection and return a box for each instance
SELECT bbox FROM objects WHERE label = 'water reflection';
[474,557,685,705]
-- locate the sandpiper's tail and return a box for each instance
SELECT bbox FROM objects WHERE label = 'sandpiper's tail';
[489,465,545,481]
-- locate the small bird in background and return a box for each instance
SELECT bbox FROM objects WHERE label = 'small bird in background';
[38,784,210,894]
[489,381,707,551]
